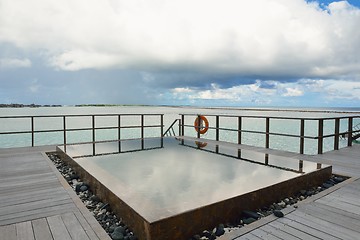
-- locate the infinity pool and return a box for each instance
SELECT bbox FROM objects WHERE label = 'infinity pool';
[58,137,331,240]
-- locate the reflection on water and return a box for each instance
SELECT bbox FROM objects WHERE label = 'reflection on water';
[69,137,324,222]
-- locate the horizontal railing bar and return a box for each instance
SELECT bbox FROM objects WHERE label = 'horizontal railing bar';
[321,129,360,138]
[183,124,317,139]
[0,131,32,135]
[185,124,360,140]
[0,125,164,135]
[61,136,161,147]
[180,113,360,121]
[0,113,163,119]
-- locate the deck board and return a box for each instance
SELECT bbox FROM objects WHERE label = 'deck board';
[32,218,53,240]
[0,149,111,240]
[16,221,35,240]
[47,215,72,240]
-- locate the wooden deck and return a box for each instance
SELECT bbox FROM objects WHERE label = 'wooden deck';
[214,141,360,240]
[1,140,359,240]
[0,146,111,240]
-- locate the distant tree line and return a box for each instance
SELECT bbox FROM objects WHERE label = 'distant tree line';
[0,103,62,108]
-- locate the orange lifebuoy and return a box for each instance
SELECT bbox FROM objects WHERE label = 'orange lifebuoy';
[195,141,208,148]
[194,115,209,134]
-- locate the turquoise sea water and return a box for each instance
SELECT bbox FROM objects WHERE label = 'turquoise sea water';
[0,106,359,154]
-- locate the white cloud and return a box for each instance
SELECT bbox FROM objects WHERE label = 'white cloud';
[0,58,31,69]
[0,0,359,80]
[169,78,360,103]
[282,87,303,97]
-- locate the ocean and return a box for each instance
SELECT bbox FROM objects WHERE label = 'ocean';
[1,106,359,154]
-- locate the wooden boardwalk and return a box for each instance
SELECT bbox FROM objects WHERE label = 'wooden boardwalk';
[216,142,360,240]
[0,146,110,240]
[1,140,359,240]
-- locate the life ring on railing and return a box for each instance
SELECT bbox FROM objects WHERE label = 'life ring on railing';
[194,115,209,134]
[195,141,208,148]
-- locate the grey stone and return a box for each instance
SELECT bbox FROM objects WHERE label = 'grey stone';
[80,185,88,192]
[90,195,100,202]
[111,232,124,240]
[243,210,260,219]
[322,183,333,189]
[215,224,225,236]
[242,217,256,225]
[333,176,344,183]
[273,210,284,218]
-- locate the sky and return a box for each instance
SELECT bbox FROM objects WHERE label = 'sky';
[0,0,360,107]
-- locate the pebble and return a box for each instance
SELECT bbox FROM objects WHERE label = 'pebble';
[214,224,225,236]
[242,210,260,219]
[273,210,284,218]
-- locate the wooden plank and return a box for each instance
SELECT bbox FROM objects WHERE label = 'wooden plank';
[0,176,59,190]
[16,221,35,240]
[316,197,360,215]
[0,172,55,185]
[250,228,281,240]
[47,215,72,240]
[261,224,300,240]
[0,203,77,226]
[311,201,360,222]
[234,234,260,240]
[61,212,90,240]
[277,217,340,240]
[73,211,99,240]
[289,210,359,240]
[0,181,62,196]
[32,218,53,240]
[0,189,67,208]
[269,220,319,240]
[0,198,72,216]
[333,187,360,199]
[0,224,17,240]
[301,203,360,231]
[246,233,263,240]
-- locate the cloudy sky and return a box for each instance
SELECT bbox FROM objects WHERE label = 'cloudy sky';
[1,0,360,107]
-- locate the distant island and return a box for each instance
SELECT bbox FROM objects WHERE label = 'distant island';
[0,103,62,108]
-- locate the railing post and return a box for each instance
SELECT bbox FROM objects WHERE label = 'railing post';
[161,115,164,148]
[92,115,95,156]
[216,116,219,153]
[181,115,184,136]
[118,115,121,153]
[265,117,270,149]
[300,119,305,154]
[216,116,219,141]
[178,119,181,136]
[238,117,242,145]
[334,118,340,150]
[348,117,353,147]
[181,115,184,145]
[63,116,66,152]
[318,119,324,154]
[141,115,144,150]
[197,115,201,139]
[31,116,34,147]
[238,117,242,159]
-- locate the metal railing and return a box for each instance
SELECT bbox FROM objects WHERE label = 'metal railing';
[180,114,360,154]
[0,114,164,153]
[163,119,181,136]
